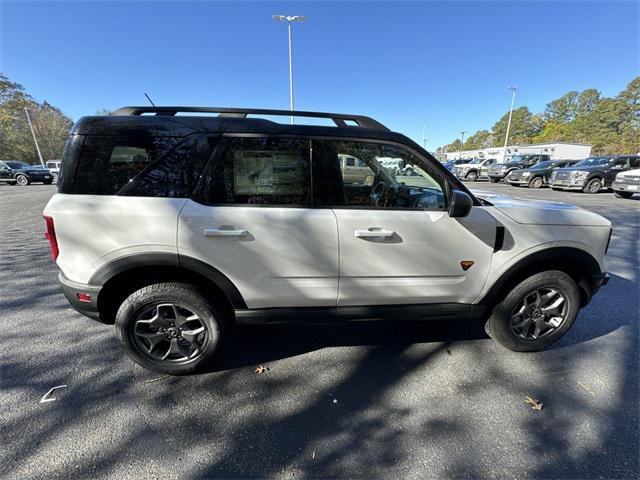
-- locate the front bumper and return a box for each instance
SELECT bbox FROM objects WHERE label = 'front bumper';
[549,179,587,190]
[59,272,102,320]
[488,173,507,180]
[612,182,640,192]
[506,178,529,185]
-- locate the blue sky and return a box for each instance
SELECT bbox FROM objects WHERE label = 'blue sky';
[1,1,638,148]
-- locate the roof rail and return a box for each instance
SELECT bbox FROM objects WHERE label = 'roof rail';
[110,106,389,131]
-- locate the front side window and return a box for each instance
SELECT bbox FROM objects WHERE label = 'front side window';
[325,140,446,210]
[202,137,312,206]
[611,158,629,170]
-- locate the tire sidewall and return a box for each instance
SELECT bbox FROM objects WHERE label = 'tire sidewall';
[466,171,478,181]
[530,176,543,189]
[115,284,223,374]
[584,177,601,193]
[488,271,580,352]
[16,175,29,186]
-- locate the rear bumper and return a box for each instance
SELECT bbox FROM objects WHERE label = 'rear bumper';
[59,272,102,320]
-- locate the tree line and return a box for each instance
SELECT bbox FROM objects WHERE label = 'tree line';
[0,73,74,164]
[439,76,639,155]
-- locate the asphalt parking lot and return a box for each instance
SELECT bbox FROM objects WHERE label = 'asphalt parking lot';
[0,182,638,480]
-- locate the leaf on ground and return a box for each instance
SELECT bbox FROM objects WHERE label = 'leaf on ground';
[255,365,270,374]
[525,396,544,411]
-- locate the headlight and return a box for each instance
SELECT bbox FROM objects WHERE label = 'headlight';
[571,171,589,179]
[521,172,531,177]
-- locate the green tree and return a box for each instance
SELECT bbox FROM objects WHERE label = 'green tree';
[492,107,542,145]
[463,129,494,149]
[576,89,601,117]
[544,91,579,123]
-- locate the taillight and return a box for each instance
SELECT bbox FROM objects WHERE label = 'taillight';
[43,215,59,261]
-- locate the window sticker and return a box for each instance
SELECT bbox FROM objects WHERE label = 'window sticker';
[234,150,304,195]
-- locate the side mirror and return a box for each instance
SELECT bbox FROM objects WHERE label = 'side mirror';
[449,189,473,218]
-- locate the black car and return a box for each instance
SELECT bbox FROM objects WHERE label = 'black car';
[549,155,640,193]
[0,161,53,185]
[487,154,552,182]
[505,159,579,188]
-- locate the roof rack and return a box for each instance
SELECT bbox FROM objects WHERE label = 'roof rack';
[110,106,389,131]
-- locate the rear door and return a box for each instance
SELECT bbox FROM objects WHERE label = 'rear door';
[320,139,496,307]
[605,157,631,185]
[178,136,339,309]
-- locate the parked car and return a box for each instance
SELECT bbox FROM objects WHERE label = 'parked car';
[379,157,418,176]
[454,158,497,181]
[0,160,53,185]
[46,160,62,181]
[549,155,640,193]
[505,160,579,189]
[44,106,611,374]
[612,168,640,198]
[488,154,551,183]
[443,159,470,172]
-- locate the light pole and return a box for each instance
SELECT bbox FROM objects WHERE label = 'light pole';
[24,107,44,167]
[502,86,517,161]
[272,14,306,124]
[460,130,467,159]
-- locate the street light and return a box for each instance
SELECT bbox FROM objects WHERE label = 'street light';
[460,130,467,159]
[272,14,306,124]
[502,86,517,161]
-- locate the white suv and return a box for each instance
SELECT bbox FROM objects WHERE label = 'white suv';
[43,106,611,374]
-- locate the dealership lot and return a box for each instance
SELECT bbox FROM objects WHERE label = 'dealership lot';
[0,183,638,479]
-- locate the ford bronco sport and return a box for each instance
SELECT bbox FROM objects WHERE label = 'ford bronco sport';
[44,106,611,374]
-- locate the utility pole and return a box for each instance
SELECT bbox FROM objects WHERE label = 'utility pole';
[460,130,467,159]
[503,86,517,162]
[24,107,45,167]
[273,15,306,124]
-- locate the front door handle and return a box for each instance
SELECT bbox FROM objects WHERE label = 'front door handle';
[203,227,248,237]
[354,228,395,238]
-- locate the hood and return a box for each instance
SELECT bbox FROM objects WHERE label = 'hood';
[555,165,600,173]
[471,190,611,227]
[616,168,640,178]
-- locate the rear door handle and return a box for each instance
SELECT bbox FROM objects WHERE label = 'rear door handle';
[354,228,395,238]
[203,227,248,237]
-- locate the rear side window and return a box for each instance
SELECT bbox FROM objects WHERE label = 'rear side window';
[198,137,312,206]
[67,134,213,197]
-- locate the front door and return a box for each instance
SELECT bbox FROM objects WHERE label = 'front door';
[178,136,339,309]
[321,139,496,306]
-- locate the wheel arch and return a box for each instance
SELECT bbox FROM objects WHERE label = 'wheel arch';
[92,253,246,324]
[480,247,602,309]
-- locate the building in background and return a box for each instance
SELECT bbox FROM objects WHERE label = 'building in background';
[440,142,592,162]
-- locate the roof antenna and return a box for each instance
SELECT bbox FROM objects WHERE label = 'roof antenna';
[144,93,156,107]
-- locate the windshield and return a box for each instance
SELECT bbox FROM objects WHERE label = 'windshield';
[468,159,482,164]
[573,157,611,167]
[507,155,527,164]
[530,161,553,170]
[5,161,31,169]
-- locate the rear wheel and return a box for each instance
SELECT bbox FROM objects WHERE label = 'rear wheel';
[614,191,633,199]
[583,178,602,194]
[115,282,226,374]
[15,174,29,186]
[529,176,544,189]
[487,270,580,352]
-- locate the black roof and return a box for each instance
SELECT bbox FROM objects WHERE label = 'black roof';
[70,106,411,145]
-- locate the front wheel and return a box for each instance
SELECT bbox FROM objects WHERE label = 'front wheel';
[614,191,634,199]
[115,282,226,374]
[583,178,602,194]
[486,270,580,352]
[15,174,30,186]
[529,176,544,189]
[466,171,478,182]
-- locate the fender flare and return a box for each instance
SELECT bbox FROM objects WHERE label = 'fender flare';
[89,252,247,309]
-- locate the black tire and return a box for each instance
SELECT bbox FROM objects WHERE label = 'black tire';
[7,181,16,186]
[15,174,30,186]
[466,171,478,182]
[487,270,580,352]
[583,177,602,194]
[115,282,226,375]
[489,177,500,183]
[529,176,544,189]
[614,191,634,199]
[43,179,53,185]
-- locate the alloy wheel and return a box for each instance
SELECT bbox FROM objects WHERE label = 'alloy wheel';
[132,303,208,363]
[530,177,543,188]
[510,287,568,340]
[16,175,28,186]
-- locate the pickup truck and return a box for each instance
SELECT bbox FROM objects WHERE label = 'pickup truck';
[488,154,551,183]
